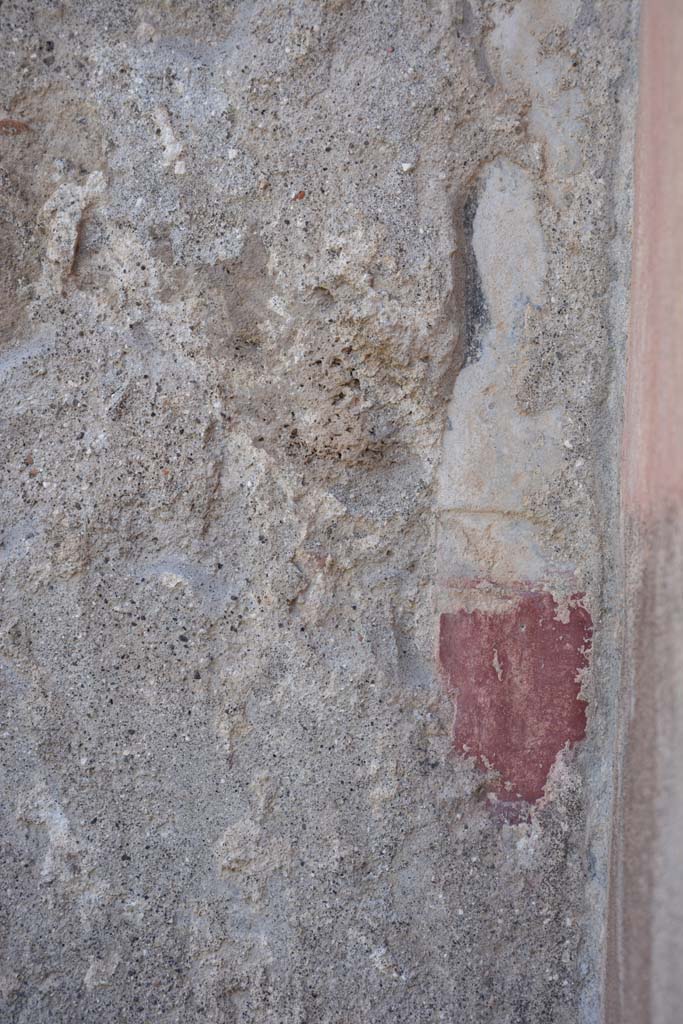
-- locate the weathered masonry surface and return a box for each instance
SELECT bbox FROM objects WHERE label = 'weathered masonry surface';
[0,3,637,1023]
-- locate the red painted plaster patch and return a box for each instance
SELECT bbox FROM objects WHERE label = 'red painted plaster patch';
[0,118,30,136]
[439,590,592,805]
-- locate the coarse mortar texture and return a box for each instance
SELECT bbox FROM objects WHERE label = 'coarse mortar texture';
[0,2,637,1022]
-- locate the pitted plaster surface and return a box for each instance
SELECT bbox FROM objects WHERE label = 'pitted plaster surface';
[0,2,637,1022]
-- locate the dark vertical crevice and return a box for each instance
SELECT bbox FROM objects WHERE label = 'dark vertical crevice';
[460,189,489,366]
[441,169,491,403]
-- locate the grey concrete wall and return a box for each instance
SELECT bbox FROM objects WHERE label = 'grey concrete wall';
[0,3,637,1022]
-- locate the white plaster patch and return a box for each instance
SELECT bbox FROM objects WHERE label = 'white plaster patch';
[438,158,560,514]
[488,0,586,180]
[153,106,184,169]
[39,171,105,291]
[436,512,573,586]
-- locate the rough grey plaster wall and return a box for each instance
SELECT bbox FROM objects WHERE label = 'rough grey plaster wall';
[0,2,637,1022]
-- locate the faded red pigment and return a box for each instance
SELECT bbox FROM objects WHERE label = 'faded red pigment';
[439,591,592,804]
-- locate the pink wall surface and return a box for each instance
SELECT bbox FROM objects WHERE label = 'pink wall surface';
[608,2,683,1021]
